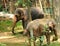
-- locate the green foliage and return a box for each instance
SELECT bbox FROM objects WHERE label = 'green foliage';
[0,20,12,32]
[49,42,60,46]
[0,20,22,32]
[2,43,27,46]
[15,0,26,7]
[26,0,32,7]
[0,43,6,46]
[15,0,32,7]
[0,4,3,11]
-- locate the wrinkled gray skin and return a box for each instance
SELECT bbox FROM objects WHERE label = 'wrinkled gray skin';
[24,19,58,46]
[12,7,44,34]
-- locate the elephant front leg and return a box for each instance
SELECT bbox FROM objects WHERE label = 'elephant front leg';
[29,29,36,46]
[49,27,58,41]
[12,21,17,34]
[46,33,50,46]
[22,20,28,34]
[52,28,58,41]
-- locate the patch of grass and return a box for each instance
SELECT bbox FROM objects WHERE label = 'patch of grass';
[50,42,60,46]
[0,20,23,32]
[0,42,60,46]
[43,42,60,46]
[0,42,27,46]
[0,20,12,32]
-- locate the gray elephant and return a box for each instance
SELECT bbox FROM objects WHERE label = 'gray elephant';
[24,19,58,46]
[12,7,44,34]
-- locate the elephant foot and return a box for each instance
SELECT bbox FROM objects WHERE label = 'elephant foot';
[12,31,16,35]
[13,33,16,35]
[52,37,58,41]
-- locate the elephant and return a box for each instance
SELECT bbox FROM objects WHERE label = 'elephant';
[12,7,44,34]
[24,19,58,46]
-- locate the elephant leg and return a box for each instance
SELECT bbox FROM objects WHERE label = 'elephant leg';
[22,20,26,29]
[28,38,35,46]
[29,29,36,46]
[28,38,31,46]
[45,33,50,46]
[22,20,28,29]
[12,21,17,34]
[49,27,58,41]
[29,38,36,46]
[27,34,36,46]
[22,20,28,34]
[52,28,58,41]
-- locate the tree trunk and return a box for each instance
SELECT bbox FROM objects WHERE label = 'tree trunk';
[2,0,8,11]
[9,0,15,13]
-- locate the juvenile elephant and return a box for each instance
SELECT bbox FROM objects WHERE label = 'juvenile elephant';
[24,19,58,46]
[12,7,44,34]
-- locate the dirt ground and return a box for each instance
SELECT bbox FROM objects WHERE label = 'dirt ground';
[0,32,60,43]
[0,32,26,43]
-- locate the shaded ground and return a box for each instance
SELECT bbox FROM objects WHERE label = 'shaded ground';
[0,32,60,43]
[0,32,26,43]
[0,28,60,46]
